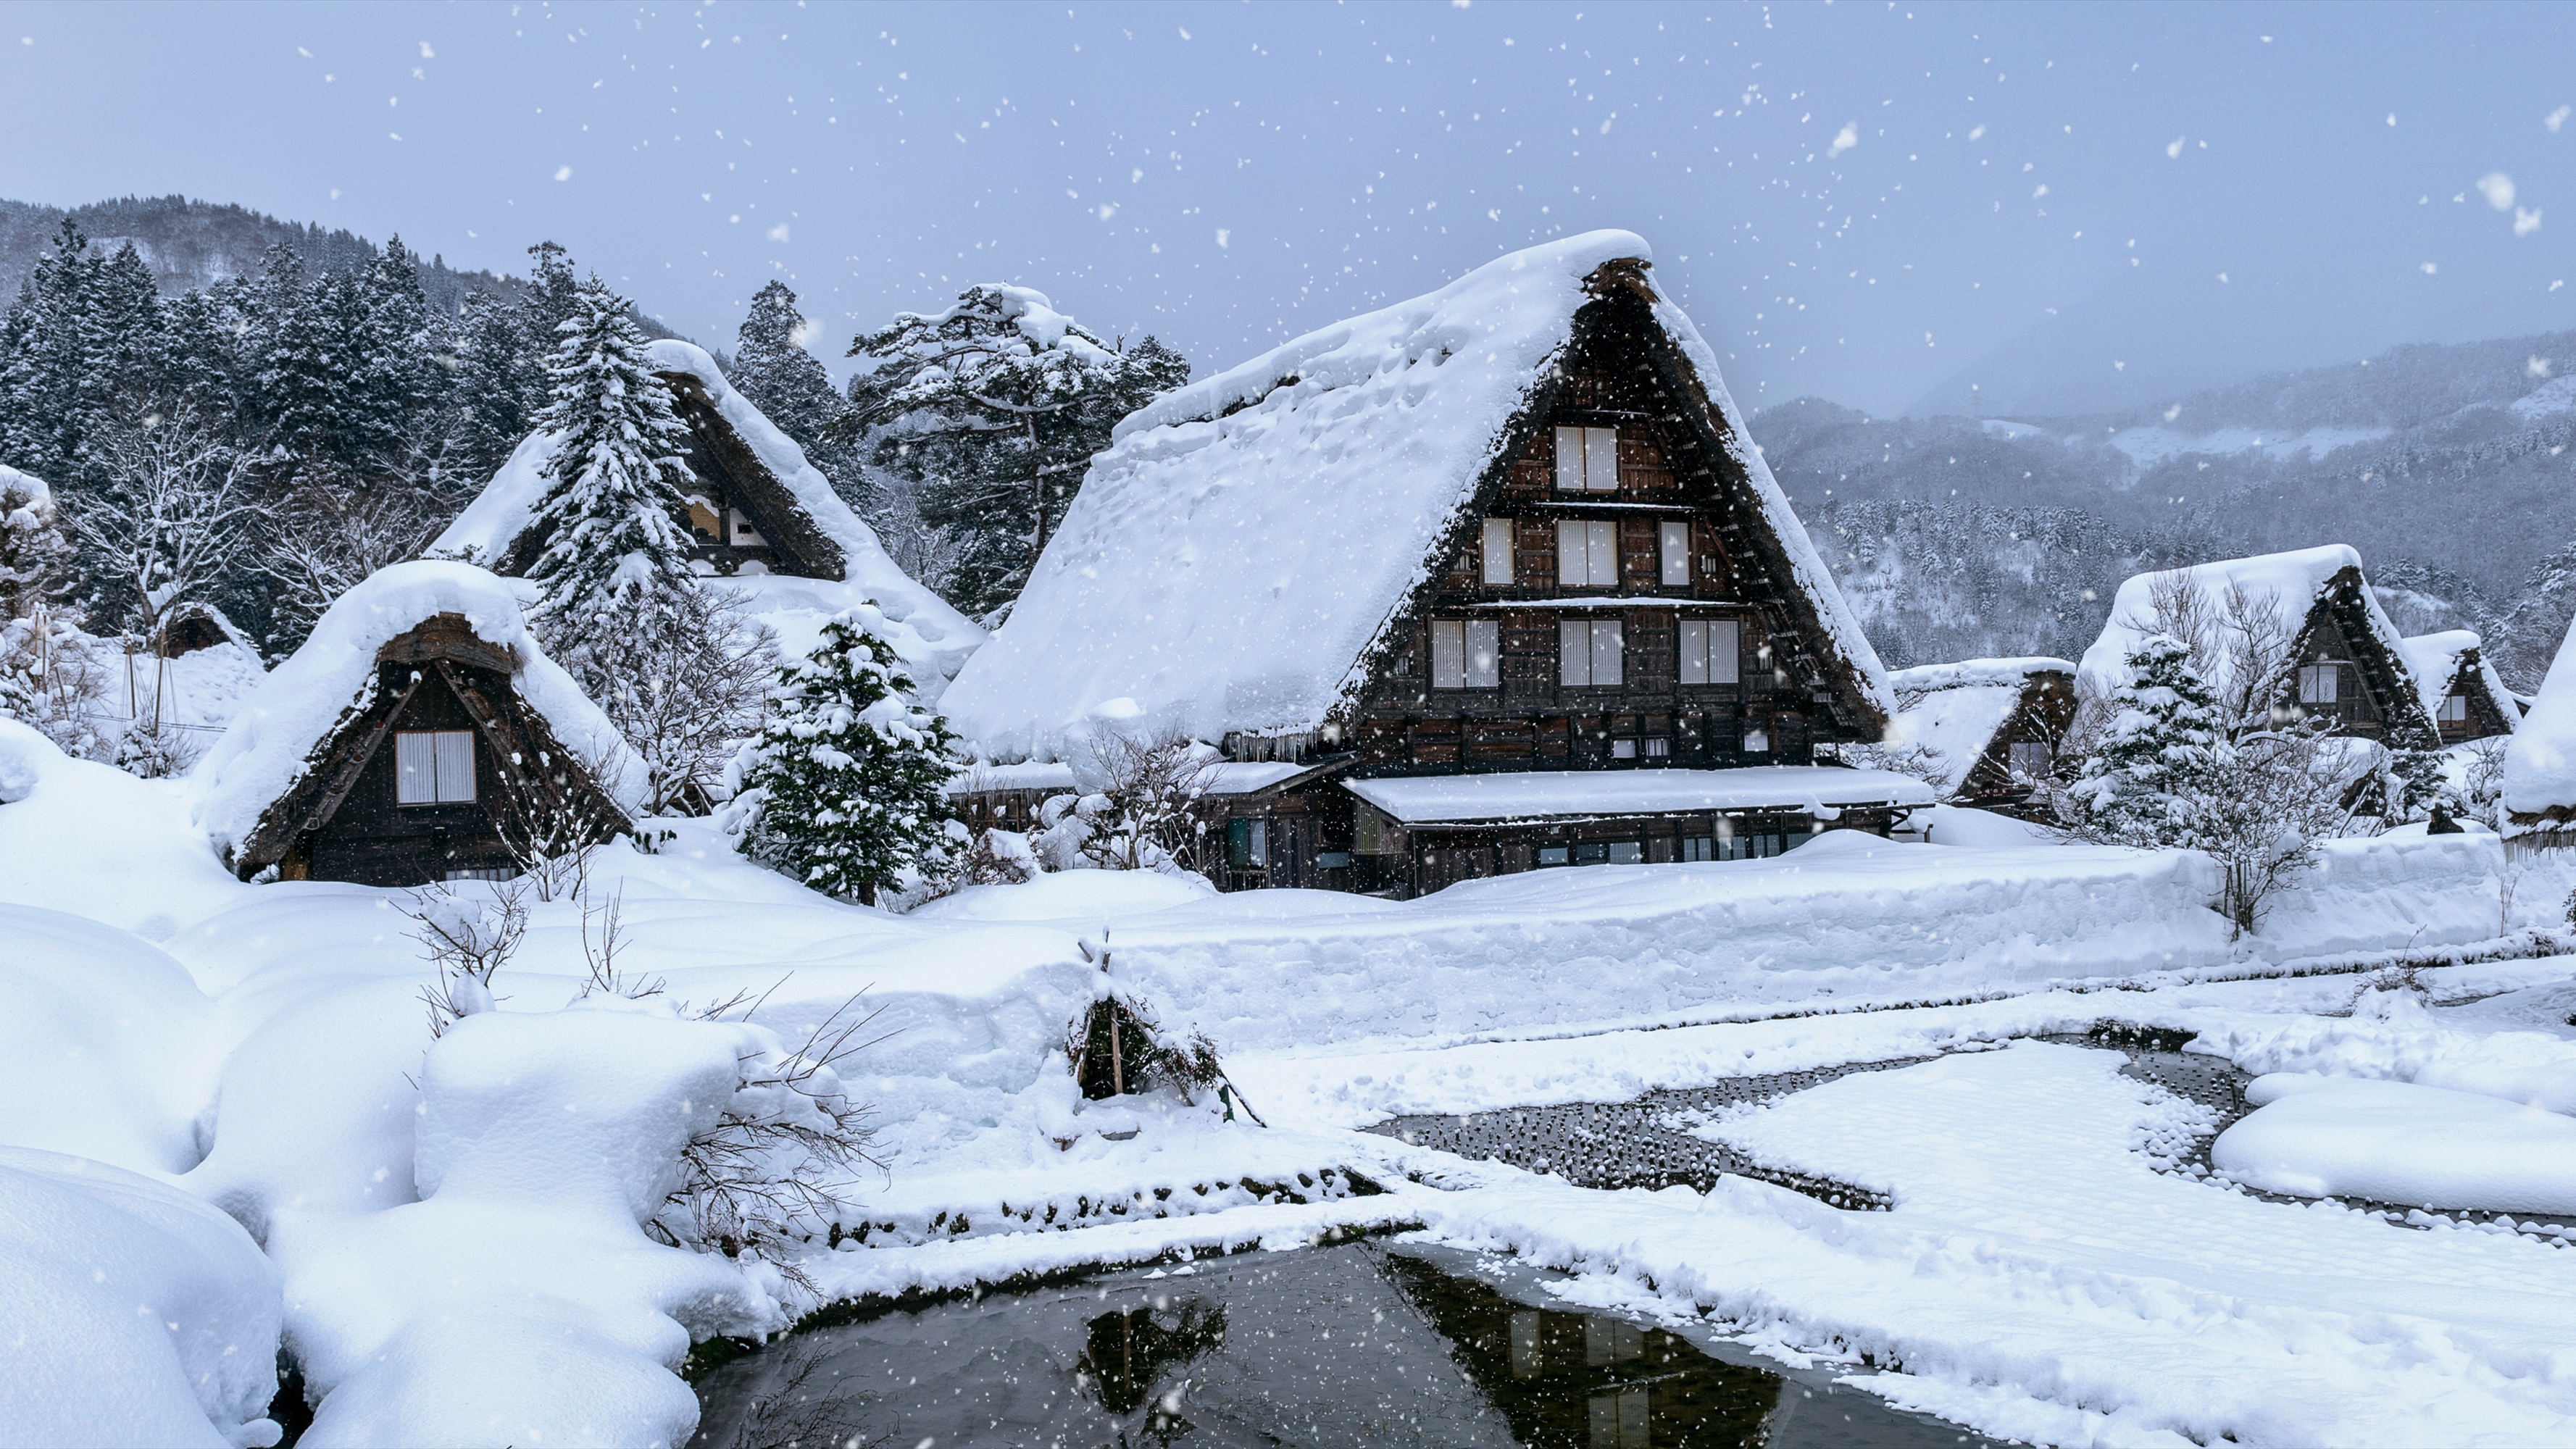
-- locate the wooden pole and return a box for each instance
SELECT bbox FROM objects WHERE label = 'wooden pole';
[1108,1010,1125,1096]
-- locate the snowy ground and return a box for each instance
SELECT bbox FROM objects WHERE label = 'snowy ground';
[7,716,2576,1446]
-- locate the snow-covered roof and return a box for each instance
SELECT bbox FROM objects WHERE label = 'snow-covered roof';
[427,340,981,692]
[2504,618,2576,828]
[1346,767,1936,826]
[191,561,647,855]
[0,464,51,514]
[2401,630,2517,732]
[939,230,1888,759]
[1885,658,2072,795]
[945,760,1080,796]
[2075,546,2418,711]
[1201,761,1314,796]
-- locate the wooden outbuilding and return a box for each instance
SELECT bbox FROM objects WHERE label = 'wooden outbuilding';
[2400,631,2521,745]
[193,561,643,888]
[940,231,1930,898]
[1884,658,2077,814]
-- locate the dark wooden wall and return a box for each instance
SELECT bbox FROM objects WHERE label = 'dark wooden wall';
[294,663,522,887]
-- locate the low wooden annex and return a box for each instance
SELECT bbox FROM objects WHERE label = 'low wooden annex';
[1885,659,2077,813]
[2400,631,2521,745]
[193,562,641,888]
[2078,546,2442,753]
[941,231,1931,898]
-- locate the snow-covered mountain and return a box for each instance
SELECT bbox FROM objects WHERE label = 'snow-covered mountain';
[1754,328,2576,675]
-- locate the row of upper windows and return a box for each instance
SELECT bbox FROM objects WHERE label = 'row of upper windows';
[1478,518,1704,588]
[1429,618,1746,690]
[2300,660,2474,723]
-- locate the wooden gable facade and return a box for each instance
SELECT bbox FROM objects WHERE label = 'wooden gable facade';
[2413,639,2519,745]
[1202,263,1914,898]
[2277,566,2441,750]
[227,614,632,887]
[1951,669,2077,811]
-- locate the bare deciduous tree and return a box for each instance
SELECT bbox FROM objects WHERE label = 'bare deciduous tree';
[259,484,438,652]
[557,584,777,817]
[1053,726,1222,874]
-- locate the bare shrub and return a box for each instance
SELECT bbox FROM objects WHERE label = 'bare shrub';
[405,877,530,1036]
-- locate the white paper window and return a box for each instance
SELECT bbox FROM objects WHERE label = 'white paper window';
[1562,619,1625,687]
[1743,724,1772,754]
[1554,519,1619,587]
[729,508,764,546]
[1430,619,1499,689]
[1643,737,1671,759]
[2009,741,2054,777]
[2298,663,2340,705]
[1612,738,1638,759]
[2439,693,2468,722]
[1677,619,1742,685]
[396,730,476,806]
[1659,522,1691,585]
[1481,518,1515,585]
[1553,425,1621,492]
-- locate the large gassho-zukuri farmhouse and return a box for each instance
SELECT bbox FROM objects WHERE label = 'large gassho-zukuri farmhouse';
[941,231,1934,898]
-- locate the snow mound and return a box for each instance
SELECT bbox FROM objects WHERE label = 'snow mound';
[0,1145,282,1449]
[427,343,983,696]
[189,560,646,859]
[0,906,220,1175]
[2214,1073,2576,1212]
[941,230,1887,756]
[0,719,249,934]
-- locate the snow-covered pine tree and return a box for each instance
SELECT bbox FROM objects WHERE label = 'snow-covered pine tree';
[0,219,99,487]
[2496,538,2576,693]
[0,467,73,621]
[730,281,846,454]
[444,288,535,483]
[521,274,700,670]
[343,234,438,480]
[842,285,1188,619]
[730,608,962,906]
[2065,633,2233,848]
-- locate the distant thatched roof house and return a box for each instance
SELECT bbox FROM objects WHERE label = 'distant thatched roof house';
[2504,616,2576,852]
[428,340,983,699]
[193,561,643,886]
[1885,658,2076,809]
[942,230,1927,898]
[2398,631,2519,745]
[2077,545,2439,751]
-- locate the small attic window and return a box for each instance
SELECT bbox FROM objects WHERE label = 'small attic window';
[396,730,477,806]
[1554,426,1620,492]
[2439,693,2468,722]
[729,509,765,546]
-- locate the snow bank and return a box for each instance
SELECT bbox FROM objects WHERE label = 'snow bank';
[2246,831,2554,960]
[428,343,982,697]
[0,1146,281,1449]
[2213,1072,2576,1211]
[0,906,220,1175]
[2504,613,2576,827]
[942,229,1888,756]
[2200,987,2576,1114]
[189,560,646,858]
[288,1006,785,1448]
[0,719,248,934]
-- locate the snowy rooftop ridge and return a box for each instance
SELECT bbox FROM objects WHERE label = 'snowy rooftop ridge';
[1888,657,2073,699]
[2075,545,2417,709]
[425,341,981,690]
[190,561,646,854]
[941,230,1889,758]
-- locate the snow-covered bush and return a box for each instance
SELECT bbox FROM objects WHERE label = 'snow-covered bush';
[1061,935,1249,1118]
[1062,724,1220,874]
[728,606,962,906]
[404,878,532,1034]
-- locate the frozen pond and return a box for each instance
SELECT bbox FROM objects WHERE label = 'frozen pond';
[688,1242,2001,1448]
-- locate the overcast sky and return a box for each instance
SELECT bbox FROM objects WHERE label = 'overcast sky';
[4,0,2569,417]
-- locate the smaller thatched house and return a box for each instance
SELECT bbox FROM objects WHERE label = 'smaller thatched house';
[2077,546,2440,751]
[192,561,645,886]
[2399,631,2520,745]
[1884,658,2077,812]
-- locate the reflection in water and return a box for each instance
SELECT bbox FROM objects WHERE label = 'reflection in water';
[688,1245,1999,1449]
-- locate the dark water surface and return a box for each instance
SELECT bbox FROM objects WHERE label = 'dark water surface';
[688,1243,2004,1448]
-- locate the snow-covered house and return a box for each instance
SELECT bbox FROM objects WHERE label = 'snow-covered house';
[2504,617,2576,853]
[428,340,983,700]
[2400,631,2520,745]
[941,231,1929,898]
[192,561,645,887]
[2077,545,2440,751]
[1884,658,2076,811]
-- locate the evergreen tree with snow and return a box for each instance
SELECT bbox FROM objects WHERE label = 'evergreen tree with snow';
[2497,539,2576,693]
[841,285,1188,619]
[521,275,699,664]
[0,468,73,622]
[730,282,845,452]
[444,288,535,482]
[2066,633,2234,848]
[731,608,961,906]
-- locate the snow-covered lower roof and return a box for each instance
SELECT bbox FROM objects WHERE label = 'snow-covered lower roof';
[1201,761,1314,796]
[2504,618,2576,827]
[939,230,1888,759]
[428,341,981,688]
[2401,630,2516,732]
[946,760,1080,796]
[190,561,647,853]
[1347,767,1935,826]
[2075,546,2415,708]
[1885,658,2071,795]
[1888,657,2072,696]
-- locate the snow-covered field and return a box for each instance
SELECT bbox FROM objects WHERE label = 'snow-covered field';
[7,713,2576,1446]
